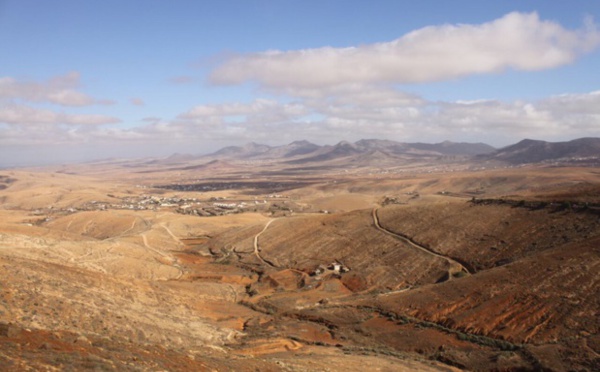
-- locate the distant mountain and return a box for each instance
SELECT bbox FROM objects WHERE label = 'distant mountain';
[352,139,410,156]
[179,159,239,171]
[162,153,197,163]
[411,141,496,156]
[159,137,599,170]
[482,137,600,164]
[210,142,272,158]
[285,141,365,164]
[280,140,322,158]
[353,139,495,156]
[208,140,322,160]
[354,139,407,152]
[206,139,498,165]
[254,140,322,159]
[287,139,496,165]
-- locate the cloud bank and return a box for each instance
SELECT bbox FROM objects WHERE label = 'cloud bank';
[1,12,599,164]
[0,71,114,106]
[210,12,600,91]
[2,88,599,150]
[0,105,120,126]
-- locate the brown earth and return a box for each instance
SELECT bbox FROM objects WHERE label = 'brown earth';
[377,198,600,271]
[0,163,599,371]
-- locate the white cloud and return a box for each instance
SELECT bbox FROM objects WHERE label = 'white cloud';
[167,88,600,145]
[209,12,600,90]
[538,91,600,115]
[0,72,113,106]
[433,100,557,136]
[2,90,599,155]
[45,89,95,106]
[0,72,120,149]
[130,89,594,147]
[179,98,308,125]
[0,104,120,126]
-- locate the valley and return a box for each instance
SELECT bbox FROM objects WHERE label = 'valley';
[0,138,599,371]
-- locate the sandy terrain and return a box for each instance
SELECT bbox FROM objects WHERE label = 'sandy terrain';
[1,162,598,371]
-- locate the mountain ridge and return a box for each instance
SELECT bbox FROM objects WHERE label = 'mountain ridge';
[206,139,498,162]
[481,137,600,164]
[159,137,600,168]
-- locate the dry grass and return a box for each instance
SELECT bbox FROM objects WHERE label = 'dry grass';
[1,163,598,371]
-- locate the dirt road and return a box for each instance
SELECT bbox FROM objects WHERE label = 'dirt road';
[253,219,278,268]
[372,208,472,275]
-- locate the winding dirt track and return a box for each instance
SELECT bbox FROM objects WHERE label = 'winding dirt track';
[253,219,278,268]
[372,208,472,275]
[160,223,183,246]
[141,233,184,279]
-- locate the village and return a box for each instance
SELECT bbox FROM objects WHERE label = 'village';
[29,192,300,223]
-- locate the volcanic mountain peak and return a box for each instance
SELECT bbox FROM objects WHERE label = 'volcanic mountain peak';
[484,137,600,164]
[335,140,358,148]
[405,141,495,155]
[279,140,321,158]
[242,142,271,152]
[354,139,406,150]
[288,140,315,146]
[331,140,364,154]
[211,142,272,158]
[204,137,598,166]
[501,138,546,151]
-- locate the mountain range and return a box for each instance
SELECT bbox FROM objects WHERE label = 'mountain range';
[478,137,600,164]
[208,139,496,161]
[202,137,600,165]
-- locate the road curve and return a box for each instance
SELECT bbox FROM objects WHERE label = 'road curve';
[372,208,472,275]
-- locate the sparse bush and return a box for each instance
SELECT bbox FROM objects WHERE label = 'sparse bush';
[452,271,468,278]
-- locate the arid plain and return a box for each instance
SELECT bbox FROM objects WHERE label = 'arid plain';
[1,139,599,371]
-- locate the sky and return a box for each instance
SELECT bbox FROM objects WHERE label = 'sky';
[1,0,600,166]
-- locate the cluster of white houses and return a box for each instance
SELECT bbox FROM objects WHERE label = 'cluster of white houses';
[312,262,351,276]
[34,193,286,220]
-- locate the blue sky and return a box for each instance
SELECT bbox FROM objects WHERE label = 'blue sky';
[1,0,600,165]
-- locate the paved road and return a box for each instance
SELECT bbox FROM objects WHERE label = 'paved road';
[372,208,472,275]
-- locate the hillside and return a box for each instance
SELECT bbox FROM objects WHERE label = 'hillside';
[205,181,600,370]
[482,137,600,164]
[1,155,599,370]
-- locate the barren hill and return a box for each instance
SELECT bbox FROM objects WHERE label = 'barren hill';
[203,178,600,370]
[1,151,599,370]
[204,138,498,166]
[482,137,600,164]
